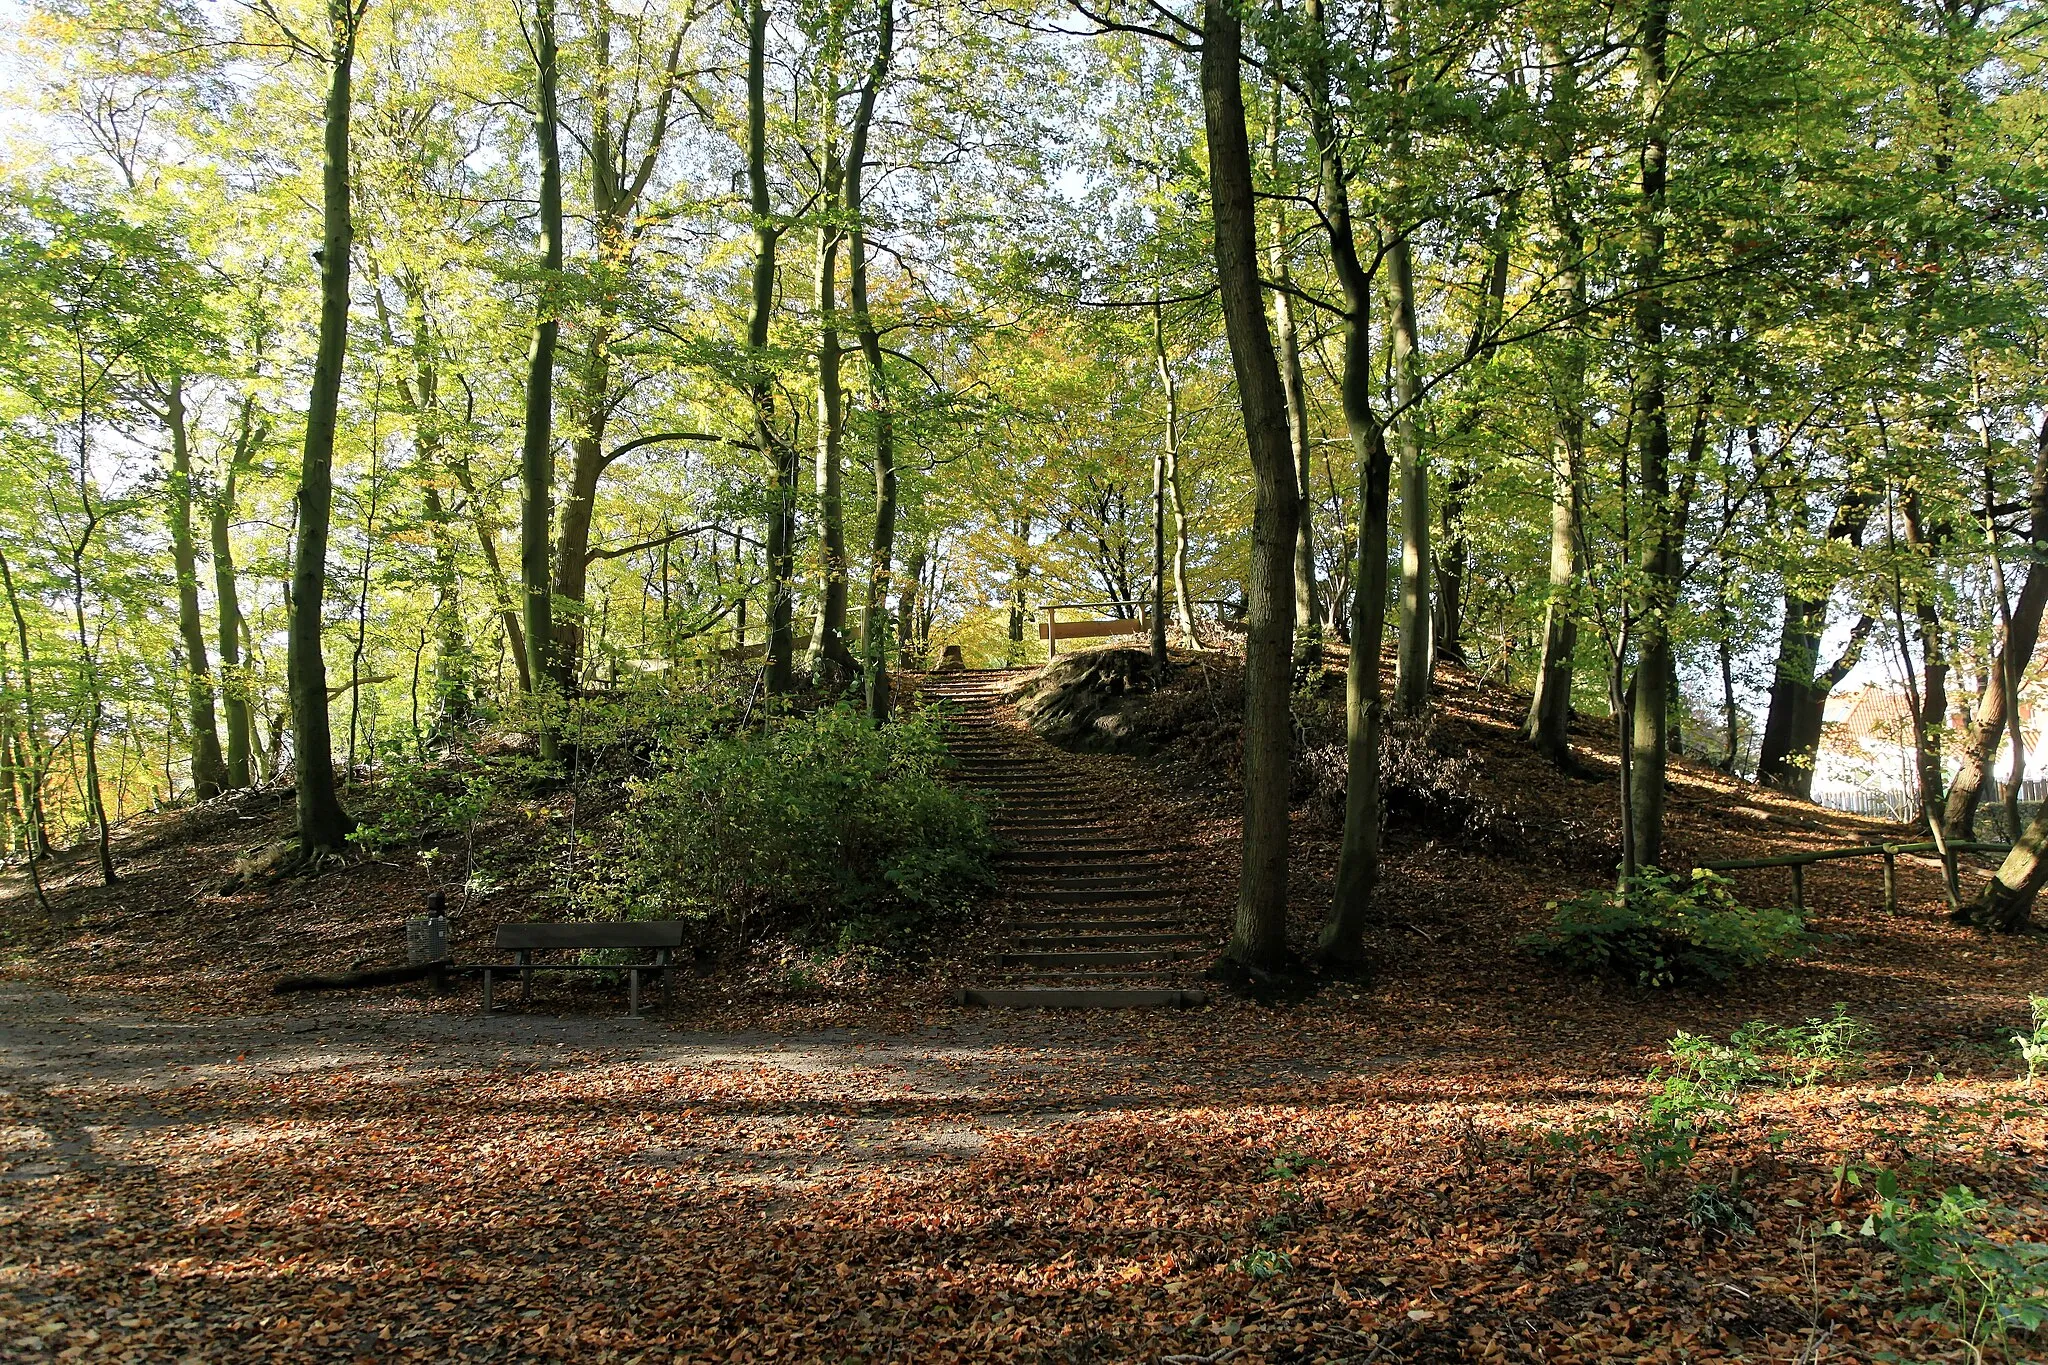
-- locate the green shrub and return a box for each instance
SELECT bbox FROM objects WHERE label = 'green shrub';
[1860,1173,2048,1352]
[2015,996,2048,1088]
[346,753,498,853]
[1524,867,1811,988]
[1634,1008,1876,1175]
[1732,1003,1876,1087]
[625,702,995,947]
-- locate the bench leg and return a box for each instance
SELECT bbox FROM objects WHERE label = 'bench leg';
[520,950,532,1002]
[628,968,641,1017]
[482,968,493,1013]
[661,951,673,1008]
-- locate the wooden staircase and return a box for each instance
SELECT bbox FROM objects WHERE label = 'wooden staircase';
[922,670,1209,1009]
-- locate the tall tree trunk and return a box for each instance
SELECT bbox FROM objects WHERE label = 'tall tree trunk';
[1433,475,1467,666]
[1624,0,1674,876]
[162,372,228,798]
[897,542,926,669]
[518,0,563,760]
[1525,429,1583,761]
[1901,487,1950,814]
[1754,487,1874,793]
[554,335,607,689]
[747,0,796,695]
[1524,34,1585,763]
[1943,415,2048,838]
[0,551,50,866]
[1149,305,1176,665]
[424,486,469,736]
[1204,0,1300,973]
[288,0,361,854]
[1389,220,1431,714]
[1153,309,1197,640]
[808,135,853,685]
[1308,0,1387,966]
[848,0,896,719]
[1266,101,1320,668]
[546,17,682,684]
[212,400,259,787]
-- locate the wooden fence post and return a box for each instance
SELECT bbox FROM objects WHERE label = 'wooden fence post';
[1790,862,1804,913]
[1882,849,1896,915]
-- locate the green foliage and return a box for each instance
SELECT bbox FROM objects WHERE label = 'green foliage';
[1684,1181,1756,1235]
[345,753,497,853]
[1524,868,1811,989]
[1233,1248,1292,1281]
[1634,1008,1875,1175]
[2015,996,2048,1088]
[1859,1172,2048,1353]
[1730,1003,1877,1087]
[626,702,995,948]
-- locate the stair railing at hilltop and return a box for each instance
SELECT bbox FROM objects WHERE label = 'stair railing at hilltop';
[1696,840,2010,915]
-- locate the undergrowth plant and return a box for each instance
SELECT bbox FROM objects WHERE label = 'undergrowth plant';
[1524,867,1811,989]
[1858,1172,2048,1357]
[626,702,995,950]
[2015,996,2048,1088]
[1634,1006,1875,1177]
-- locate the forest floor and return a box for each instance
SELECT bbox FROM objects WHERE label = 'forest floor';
[0,657,2044,1362]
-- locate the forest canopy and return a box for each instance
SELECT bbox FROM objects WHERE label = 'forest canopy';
[3,0,2047,939]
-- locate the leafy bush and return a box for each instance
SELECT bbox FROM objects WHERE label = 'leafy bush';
[625,702,995,948]
[1860,1173,2048,1352]
[1634,1008,1876,1175]
[1732,1003,1877,1087]
[1524,867,1811,988]
[347,753,498,853]
[2015,996,2048,1088]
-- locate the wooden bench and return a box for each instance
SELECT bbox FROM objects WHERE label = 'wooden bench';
[482,922,686,1016]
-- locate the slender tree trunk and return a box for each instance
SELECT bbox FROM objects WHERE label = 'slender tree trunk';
[0,551,50,869]
[518,0,563,758]
[423,484,469,736]
[1524,33,1585,763]
[808,136,853,685]
[1148,305,1176,665]
[1944,415,2048,837]
[1958,798,2048,931]
[746,0,795,695]
[1433,475,1467,666]
[1308,0,1387,966]
[1525,429,1584,761]
[848,0,896,719]
[68,491,115,884]
[897,542,926,669]
[1265,102,1320,668]
[286,0,361,854]
[162,372,229,798]
[1388,221,1431,714]
[1204,0,1299,974]
[1153,310,1197,641]
[1902,487,1950,812]
[1624,0,1673,876]
[1755,491,1874,793]
[212,401,258,787]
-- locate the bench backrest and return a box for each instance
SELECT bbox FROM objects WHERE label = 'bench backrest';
[1038,616,1147,641]
[495,921,688,951]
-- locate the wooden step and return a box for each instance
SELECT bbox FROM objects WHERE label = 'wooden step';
[1005,918,1180,933]
[997,949,1201,969]
[1007,887,1181,905]
[957,987,1207,1009]
[1013,932,1200,949]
